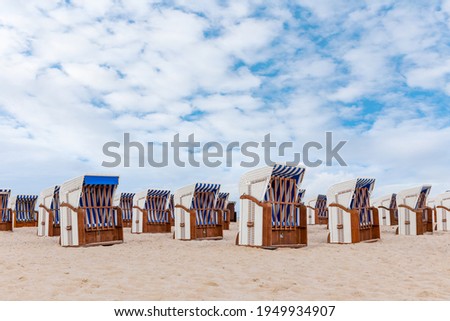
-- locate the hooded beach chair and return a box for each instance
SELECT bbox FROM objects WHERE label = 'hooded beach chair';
[216,192,230,230]
[174,183,223,241]
[396,185,433,236]
[10,195,38,228]
[430,192,449,231]
[131,189,172,234]
[0,189,12,231]
[114,193,135,228]
[237,164,307,249]
[37,186,60,237]
[59,174,123,247]
[327,178,380,244]
[373,193,398,226]
[305,194,328,225]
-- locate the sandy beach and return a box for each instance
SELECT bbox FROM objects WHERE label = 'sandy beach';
[0,224,449,301]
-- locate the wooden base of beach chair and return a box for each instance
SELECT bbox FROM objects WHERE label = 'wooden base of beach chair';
[0,222,13,231]
[194,225,223,240]
[223,221,230,230]
[14,220,38,228]
[317,217,328,225]
[143,222,172,233]
[78,228,124,247]
[48,225,60,237]
[123,220,132,228]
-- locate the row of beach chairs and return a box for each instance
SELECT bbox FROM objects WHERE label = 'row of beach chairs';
[1,164,448,248]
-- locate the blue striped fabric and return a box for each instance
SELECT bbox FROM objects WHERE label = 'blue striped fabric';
[169,194,174,220]
[350,178,376,225]
[50,186,60,225]
[15,195,38,222]
[416,186,431,220]
[316,194,328,218]
[390,193,398,219]
[216,192,229,221]
[297,189,306,203]
[264,166,304,227]
[0,189,11,222]
[271,164,305,180]
[119,193,135,221]
[145,189,171,223]
[80,181,118,228]
[191,183,221,226]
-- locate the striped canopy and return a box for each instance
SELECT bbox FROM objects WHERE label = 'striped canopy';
[145,189,171,223]
[350,178,376,225]
[0,189,11,223]
[15,195,38,222]
[80,179,118,228]
[119,192,135,221]
[316,194,328,218]
[191,183,221,226]
[216,192,229,210]
[271,164,305,181]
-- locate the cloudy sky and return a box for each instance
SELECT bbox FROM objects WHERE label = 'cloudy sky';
[1,0,450,201]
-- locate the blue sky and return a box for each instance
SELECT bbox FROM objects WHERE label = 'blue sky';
[1,0,450,201]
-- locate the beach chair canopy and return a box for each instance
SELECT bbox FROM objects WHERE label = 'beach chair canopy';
[315,194,328,218]
[142,189,171,223]
[397,185,431,209]
[327,178,376,226]
[216,192,230,210]
[297,189,306,203]
[60,174,119,228]
[10,195,38,222]
[240,164,306,227]
[0,189,11,222]
[174,183,221,226]
[117,192,135,222]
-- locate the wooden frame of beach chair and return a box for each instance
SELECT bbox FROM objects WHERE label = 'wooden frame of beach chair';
[174,183,223,241]
[373,194,398,226]
[227,201,237,222]
[59,174,123,247]
[0,189,12,231]
[305,194,328,225]
[430,192,449,231]
[114,193,135,228]
[131,189,172,234]
[216,192,230,230]
[396,185,433,236]
[237,164,307,249]
[37,186,60,237]
[10,195,38,228]
[327,178,380,244]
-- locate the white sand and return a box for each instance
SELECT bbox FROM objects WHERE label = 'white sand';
[0,224,449,300]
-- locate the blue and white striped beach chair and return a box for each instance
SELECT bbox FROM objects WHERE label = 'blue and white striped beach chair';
[0,189,12,231]
[373,193,398,226]
[9,195,38,228]
[115,193,135,228]
[38,186,61,236]
[59,174,123,247]
[174,183,223,240]
[216,192,230,230]
[132,189,171,234]
[397,185,433,235]
[305,194,328,225]
[327,178,380,244]
[238,164,307,248]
